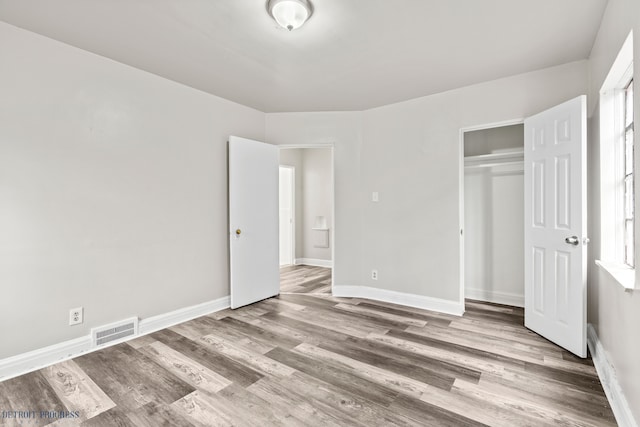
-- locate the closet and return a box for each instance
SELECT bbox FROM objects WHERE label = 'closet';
[464,124,524,307]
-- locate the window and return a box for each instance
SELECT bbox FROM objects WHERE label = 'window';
[597,30,636,289]
[623,79,634,267]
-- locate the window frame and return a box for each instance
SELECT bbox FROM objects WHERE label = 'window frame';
[622,79,634,267]
[597,30,637,290]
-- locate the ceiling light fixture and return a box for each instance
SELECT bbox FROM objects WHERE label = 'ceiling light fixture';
[267,0,313,31]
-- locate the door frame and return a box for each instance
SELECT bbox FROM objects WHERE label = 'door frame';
[279,144,336,293]
[279,165,296,266]
[458,119,524,311]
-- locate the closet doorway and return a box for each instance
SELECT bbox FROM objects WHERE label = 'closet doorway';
[461,122,525,308]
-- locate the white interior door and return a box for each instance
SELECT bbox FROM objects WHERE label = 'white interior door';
[524,95,587,357]
[229,136,280,309]
[279,166,294,266]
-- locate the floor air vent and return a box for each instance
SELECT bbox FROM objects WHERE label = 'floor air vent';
[91,317,138,347]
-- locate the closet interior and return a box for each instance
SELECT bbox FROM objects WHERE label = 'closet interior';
[463,124,525,307]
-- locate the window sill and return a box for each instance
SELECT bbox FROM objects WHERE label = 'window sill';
[595,260,637,291]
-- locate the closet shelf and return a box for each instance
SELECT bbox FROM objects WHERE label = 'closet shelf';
[464,149,524,169]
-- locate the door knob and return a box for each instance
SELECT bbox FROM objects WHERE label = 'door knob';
[235,229,242,235]
[565,236,579,246]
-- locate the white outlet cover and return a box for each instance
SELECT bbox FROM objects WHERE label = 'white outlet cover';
[372,192,379,202]
[69,307,84,326]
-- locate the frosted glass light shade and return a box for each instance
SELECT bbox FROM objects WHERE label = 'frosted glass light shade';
[268,0,312,31]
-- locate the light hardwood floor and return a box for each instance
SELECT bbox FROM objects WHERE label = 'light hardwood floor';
[0,266,615,426]
[280,264,332,294]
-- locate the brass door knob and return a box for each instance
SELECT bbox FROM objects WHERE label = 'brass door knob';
[235,229,242,235]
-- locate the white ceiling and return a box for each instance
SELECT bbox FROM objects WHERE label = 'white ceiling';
[0,0,608,112]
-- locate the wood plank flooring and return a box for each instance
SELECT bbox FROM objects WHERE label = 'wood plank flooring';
[0,266,615,426]
[280,265,331,294]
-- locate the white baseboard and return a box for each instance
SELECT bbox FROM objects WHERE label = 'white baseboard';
[332,285,464,316]
[138,297,230,336]
[465,287,524,307]
[0,296,230,382]
[587,324,638,427]
[294,258,333,268]
[0,336,92,382]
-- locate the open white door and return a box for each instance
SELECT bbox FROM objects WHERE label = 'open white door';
[229,136,280,309]
[524,95,587,357]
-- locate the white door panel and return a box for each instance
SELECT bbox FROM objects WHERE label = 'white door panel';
[524,95,587,357]
[229,136,280,309]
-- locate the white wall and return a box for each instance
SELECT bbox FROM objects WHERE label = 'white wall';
[361,62,587,303]
[267,61,587,308]
[0,22,265,360]
[464,168,524,305]
[300,148,333,262]
[586,0,640,422]
[463,125,524,156]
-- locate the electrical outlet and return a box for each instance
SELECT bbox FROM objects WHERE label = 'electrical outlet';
[371,269,378,280]
[69,307,83,326]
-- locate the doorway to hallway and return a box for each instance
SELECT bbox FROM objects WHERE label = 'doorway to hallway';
[279,146,334,294]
